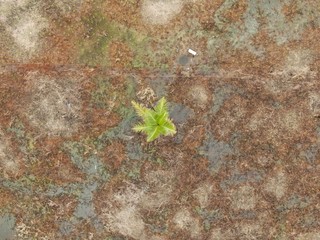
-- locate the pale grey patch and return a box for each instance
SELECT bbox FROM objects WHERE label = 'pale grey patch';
[173,208,202,239]
[170,103,195,124]
[0,130,20,176]
[141,0,184,25]
[199,134,233,173]
[26,74,82,136]
[101,183,148,239]
[294,231,320,240]
[264,171,287,200]
[192,183,213,208]
[54,0,84,14]
[220,170,264,190]
[0,1,48,60]
[0,214,15,240]
[188,85,209,109]
[301,145,319,165]
[59,221,74,236]
[309,92,320,117]
[277,195,311,212]
[126,142,145,160]
[229,185,256,210]
[212,0,317,56]
[272,49,315,79]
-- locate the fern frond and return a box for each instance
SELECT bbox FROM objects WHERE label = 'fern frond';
[131,101,148,118]
[144,108,157,123]
[132,123,151,133]
[162,120,177,136]
[146,126,162,142]
[157,111,168,126]
[154,97,168,114]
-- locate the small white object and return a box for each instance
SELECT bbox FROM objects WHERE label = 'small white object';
[188,49,197,56]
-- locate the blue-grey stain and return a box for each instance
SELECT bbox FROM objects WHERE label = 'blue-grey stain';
[74,203,95,219]
[170,103,194,124]
[178,55,190,66]
[64,142,110,181]
[148,74,174,97]
[59,221,74,236]
[277,195,311,212]
[231,210,256,220]
[300,145,319,165]
[74,183,97,219]
[126,142,144,160]
[220,170,264,190]
[0,214,15,240]
[210,86,240,116]
[198,134,232,173]
[169,103,195,143]
[212,0,317,56]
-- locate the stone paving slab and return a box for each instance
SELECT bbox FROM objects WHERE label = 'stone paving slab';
[0,0,319,239]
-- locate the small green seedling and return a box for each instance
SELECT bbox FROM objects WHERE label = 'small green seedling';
[132,97,176,142]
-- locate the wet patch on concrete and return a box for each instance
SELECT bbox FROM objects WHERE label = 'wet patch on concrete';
[199,134,233,174]
[0,214,15,240]
[0,0,319,238]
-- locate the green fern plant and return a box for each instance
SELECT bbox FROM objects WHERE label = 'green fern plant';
[132,97,176,142]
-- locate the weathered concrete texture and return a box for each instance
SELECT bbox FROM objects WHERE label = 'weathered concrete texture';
[0,214,15,240]
[0,0,319,239]
[199,134,233,173]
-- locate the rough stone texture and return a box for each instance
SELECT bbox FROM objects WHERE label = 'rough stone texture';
[173,208,202,239]
[264,170,287,200]
[0,214,15,240]
[0,0,319,239]
[230,185,256,210]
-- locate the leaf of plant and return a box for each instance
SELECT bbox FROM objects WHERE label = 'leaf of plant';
[144,108,157,123]
[131,101,148,118]
[147,126,162,142]
[154,97,168,114]
[157,111,168,126]
[132,123,152,133]
[162,120,177,136]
